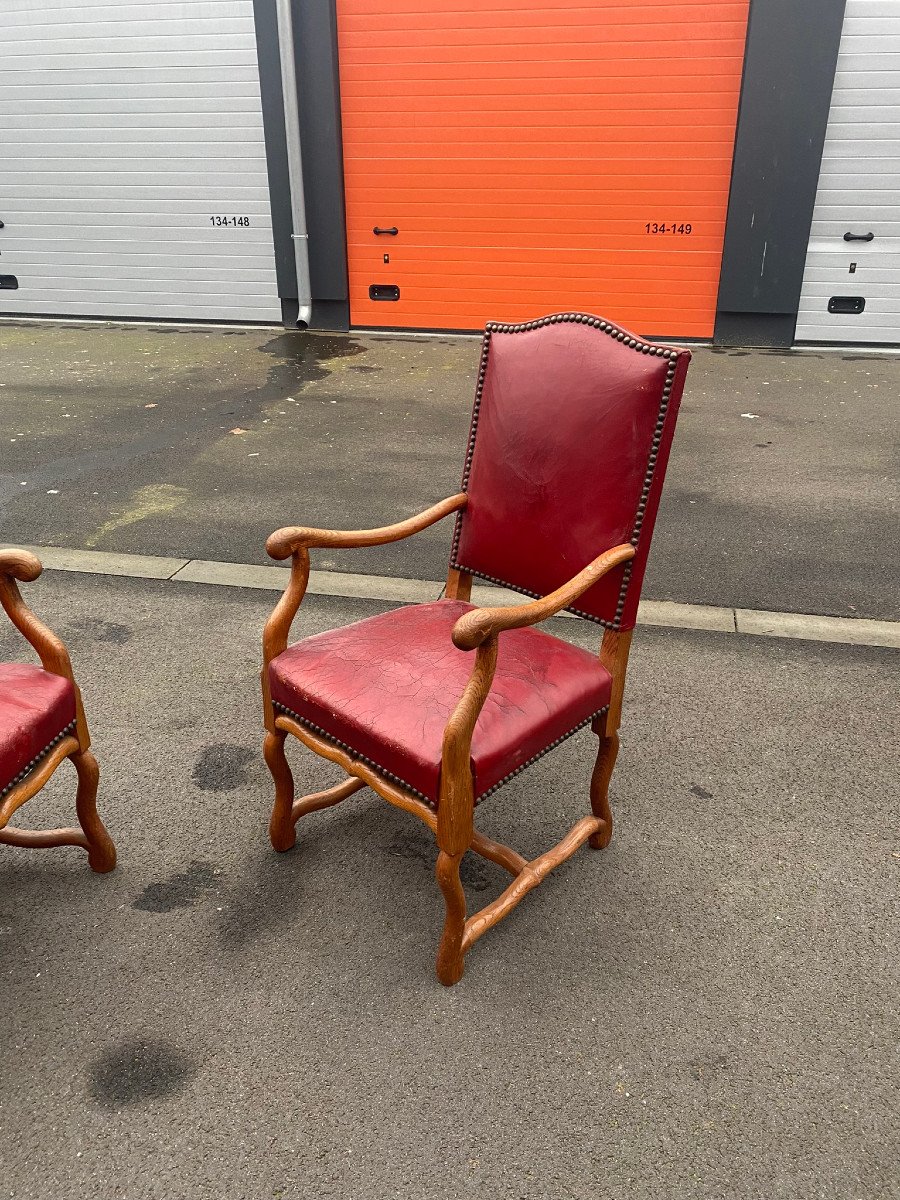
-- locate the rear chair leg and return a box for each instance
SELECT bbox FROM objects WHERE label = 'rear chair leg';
[588,729,619,850]
[264,730,296,851]
[72,749,116,873]
[435,850,467,986]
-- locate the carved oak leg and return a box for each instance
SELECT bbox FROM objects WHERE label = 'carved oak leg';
[72,749,116,873]
[588,730,619,850]
[435,850,467,986]
[264,730,296,851]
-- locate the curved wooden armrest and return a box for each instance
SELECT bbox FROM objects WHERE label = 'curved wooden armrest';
[451,543,636,650]
[0,550,75,680]
[266,493,468,560]
[0,549,43,584]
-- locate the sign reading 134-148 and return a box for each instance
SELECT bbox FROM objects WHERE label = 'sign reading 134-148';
[209,216,251,227]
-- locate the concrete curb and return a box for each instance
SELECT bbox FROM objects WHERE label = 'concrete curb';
[3,543,898,650]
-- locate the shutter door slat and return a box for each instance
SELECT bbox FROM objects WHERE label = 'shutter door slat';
[797,0,900,344]
[0,0,280,323]
[337,0,749,335]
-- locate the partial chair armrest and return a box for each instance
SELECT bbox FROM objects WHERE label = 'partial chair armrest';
[262,494,468,673]
[265,493,468,559]
[451,543,636,650]
[0,550,75,680]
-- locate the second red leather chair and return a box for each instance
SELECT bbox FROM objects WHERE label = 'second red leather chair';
[261,313,690,985]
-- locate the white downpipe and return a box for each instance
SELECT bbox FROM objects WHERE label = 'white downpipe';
[274,0,312,326]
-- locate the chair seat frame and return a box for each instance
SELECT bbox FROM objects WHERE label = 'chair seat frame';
[0,550,115,872]
[262,495,634,985]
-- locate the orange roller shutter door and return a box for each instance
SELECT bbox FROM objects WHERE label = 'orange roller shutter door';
[337,0,750,336]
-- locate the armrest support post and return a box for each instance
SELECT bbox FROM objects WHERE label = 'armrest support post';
[437,636,498,855]
[263,548,310,667]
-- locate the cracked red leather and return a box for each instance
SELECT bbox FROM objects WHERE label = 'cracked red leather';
[268,599,612,804]
[453,322,689,629]
[0,664,76,794]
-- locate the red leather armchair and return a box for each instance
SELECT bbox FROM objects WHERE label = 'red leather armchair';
[0,551,115,872]
[262,313,690,984]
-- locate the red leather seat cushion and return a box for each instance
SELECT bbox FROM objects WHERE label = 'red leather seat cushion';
[0,663,76,798]
[268,600,612,805]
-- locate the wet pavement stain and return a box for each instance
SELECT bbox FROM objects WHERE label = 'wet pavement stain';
[191,744,256,792]
[690,785,714,799]
[387,828,493,891]
[688,1054,729,1082]
[0,327,367,517]
[68,617,133,644]
[88,1038,197,1106]
[256,330,367,394]
[132,860,220,913]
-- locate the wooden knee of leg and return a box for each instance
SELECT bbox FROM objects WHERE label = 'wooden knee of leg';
[264,731,297,852]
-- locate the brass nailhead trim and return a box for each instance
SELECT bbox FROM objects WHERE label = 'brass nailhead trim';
[475,704,609,802]
[0,719,77,801]
[450,313,682,629]
[273,702,436,807]
[274,701,609,808]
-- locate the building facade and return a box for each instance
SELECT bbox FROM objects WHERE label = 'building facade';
[0,0,896,346]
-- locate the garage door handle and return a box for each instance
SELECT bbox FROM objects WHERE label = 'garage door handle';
[843,231,874,242]
[0,220,4,229]
[373,226,398,236]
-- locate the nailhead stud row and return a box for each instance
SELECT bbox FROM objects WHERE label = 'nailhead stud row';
[613,354,678,625]
[0,719,77,802]
[275,701,609,809]
[476,705,609,802]
[450,314,682,630]
[274,702,436,807]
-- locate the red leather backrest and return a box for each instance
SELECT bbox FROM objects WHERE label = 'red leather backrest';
[450,314,690,630]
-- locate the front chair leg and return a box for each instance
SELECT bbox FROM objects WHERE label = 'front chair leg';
[72,749,116,873]
[264,730,296,852]
[435,850,467,986]
[588,729,619,850]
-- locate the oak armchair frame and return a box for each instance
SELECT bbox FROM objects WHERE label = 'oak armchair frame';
[262,496,635,985]
[0,550,115,872]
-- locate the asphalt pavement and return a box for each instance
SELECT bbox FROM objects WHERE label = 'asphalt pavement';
[1,320,898,620]
[1,571,897,1200]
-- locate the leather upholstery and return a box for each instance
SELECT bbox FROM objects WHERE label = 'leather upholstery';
[269,600,612,805]
[452,316,690,630]
[0,664,76,797]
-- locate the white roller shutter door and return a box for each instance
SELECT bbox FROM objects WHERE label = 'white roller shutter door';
[796,0,900,344]
[0,0,282,323]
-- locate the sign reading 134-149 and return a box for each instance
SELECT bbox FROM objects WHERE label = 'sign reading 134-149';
[645,222,693,235]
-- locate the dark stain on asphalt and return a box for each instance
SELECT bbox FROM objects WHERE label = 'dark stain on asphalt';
[387,828,493,892]
[257,330,366,392]
[691,785,714,799]
[69,617,133,644]
[0,329,367,513]
[88,1038,197,1106]
[132,860,220,912]
[689,1054,728,1081]
[192,743,256,792]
